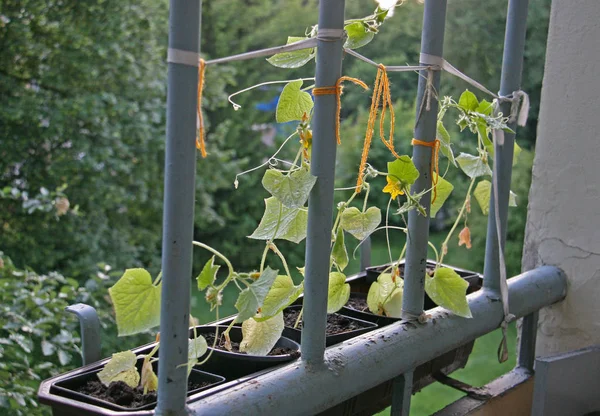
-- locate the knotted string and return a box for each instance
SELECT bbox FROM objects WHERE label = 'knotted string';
[411,138,440,203]
[312,76,369,145]
[196,58,207,157]
[356,64,399,193]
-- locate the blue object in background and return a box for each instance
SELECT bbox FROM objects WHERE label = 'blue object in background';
[255,95,279,112]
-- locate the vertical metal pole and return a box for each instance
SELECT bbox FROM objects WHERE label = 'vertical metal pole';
[402,0,448,320]
[302,0,346,365]
[518,312,538,370]
[390,371,413,416]
[482,0,529,294]
[156,1,200,415]
[360,236,372,271]
[66,304,102,365]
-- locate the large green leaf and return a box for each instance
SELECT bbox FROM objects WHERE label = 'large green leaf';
[240,312,285,356]
[197,256,219,290]
[327,272,350,313]
[262,166,316,209]
[249,197,308,243]
[430,174,454,218]
[473,180,517,215]
[98,351,139,387]
[425,267,472,318]
[235,267,278,323]
[267,37,316,69]
[109,269,161,336]
[276,80,314,123]
[366,273,403,318]
[456,153,492,178]
[340,206,381,241]
[256,275,303,321]
[344,22,374,49]
[331,227,349,272]
[458,90,479,112]
[387,156,419,188]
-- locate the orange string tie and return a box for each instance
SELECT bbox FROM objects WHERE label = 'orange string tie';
[196,58,207,158]
[411,138,440,203]
[356,64,398,193]
[312,76,369,145]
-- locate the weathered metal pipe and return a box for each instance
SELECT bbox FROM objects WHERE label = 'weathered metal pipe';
[189,266,567,416]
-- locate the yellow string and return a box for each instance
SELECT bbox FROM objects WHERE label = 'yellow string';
[312,76,369,145]
[196,59,207,158]
[411,138,440,203]
[356,64,398,193]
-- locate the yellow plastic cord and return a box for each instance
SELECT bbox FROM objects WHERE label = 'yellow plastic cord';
[411,138,440,203]
[196,58,207,157]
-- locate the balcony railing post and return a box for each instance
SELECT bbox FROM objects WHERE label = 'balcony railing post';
[402,0,448,320]
[156,1,201,414]
[302,0,346,365]
[483,0,529,294]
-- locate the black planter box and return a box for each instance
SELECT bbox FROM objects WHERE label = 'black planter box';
[190,325,300,380]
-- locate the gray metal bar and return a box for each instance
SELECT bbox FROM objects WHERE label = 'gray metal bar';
[360,236,372,271]
[391,371,413,416]
[517,312,538,371]
[402,0,448,320]
[301,0,346,365]
[189,266,567,416]
[482,0,530,293]
[205,38,317,66]
[155,1,200,414]
[65,304,101,365]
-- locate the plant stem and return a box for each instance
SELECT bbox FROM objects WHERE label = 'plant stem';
[269,242,292,279]
[293,306,304,329]
[438,177,476,265]
[260,244,270,274]
[385,197,393,264]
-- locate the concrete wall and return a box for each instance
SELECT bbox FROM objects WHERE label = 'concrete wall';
[522,0,600,356]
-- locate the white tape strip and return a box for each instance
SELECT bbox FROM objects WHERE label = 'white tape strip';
[167,48,200,67]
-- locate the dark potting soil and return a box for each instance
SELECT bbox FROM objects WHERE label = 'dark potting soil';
[203,332,299,357]
[283,309,368,335]
[77,379,212,409]
[346,296,369,312]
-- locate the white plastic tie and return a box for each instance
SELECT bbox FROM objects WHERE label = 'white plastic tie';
[167,48,200,68]
[317,28,346,42]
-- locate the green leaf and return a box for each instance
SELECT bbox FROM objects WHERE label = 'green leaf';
[249,197,308,243]
[340,206,381,241]
[197,256,219,290]
[437,121,456,167]
[456,153,492,178]
[109,269,161,336]
[509,190,517,207]
[430,174,454,218]
[474,180,492,215]
[240,312,285,356]
[366,273,403,318]
[458,90,479,112]
[235,267,278,323]
[267,37,315,68]
[476,99,494,116]
[344,22,375,49]
[513,141,522,166]
[327,272,350,313]
[276,80,314,123]
[256,275,303,321]
[98,351,139,387]
[387,156,419,188]
[188,336,208,360]
[425,267,472,318]
[262,166,317,209]
[331,227,349,272]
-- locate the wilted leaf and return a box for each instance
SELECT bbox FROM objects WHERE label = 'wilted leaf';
[240,313,284,356]
[141,356,158,394]
[458,226,472,249]
[98,351,139,387]
[249,197,308,243]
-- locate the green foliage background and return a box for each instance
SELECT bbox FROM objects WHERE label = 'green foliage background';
[0,0,548,414]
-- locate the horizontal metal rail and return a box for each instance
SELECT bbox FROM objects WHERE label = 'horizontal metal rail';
[189,265,566,416]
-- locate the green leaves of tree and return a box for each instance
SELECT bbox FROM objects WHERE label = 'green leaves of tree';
[456,153,493,178]
[387,156,420,188]
[262,166,316,209]
[340,207,381,241]
[257,275,303,321]
[235,267,278,323]
[425,267,472,318]
[240,312,284,356]
[344,22,375,49]
[197,256,219,290]
[109,269,161,336]
[97,351,139,388]
[267,37,316,68]
[276,80,314,123]
[327,272,350,313]
[249,197,308,243]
